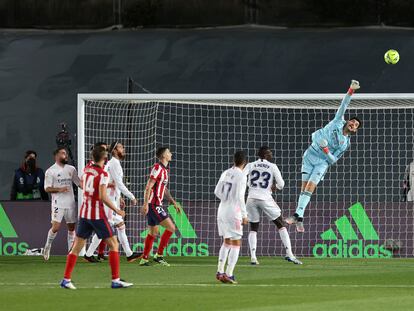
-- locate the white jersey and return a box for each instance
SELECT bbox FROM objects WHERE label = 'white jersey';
[44,163,80,209]
[244,159,284,201]
[106,157,135,206]
[214,167,247,221]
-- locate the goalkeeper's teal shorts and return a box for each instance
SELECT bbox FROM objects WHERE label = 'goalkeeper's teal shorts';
[301,146,329,185]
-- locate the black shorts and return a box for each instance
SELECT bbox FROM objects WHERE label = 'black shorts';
[76,217,114,240]
[147,204,169,226]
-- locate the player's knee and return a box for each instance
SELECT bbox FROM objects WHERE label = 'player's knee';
[107,238,119,251]
[305,183,316,192]
[116,222,125,229]
[149,226,158,236]
[70,238,84,255]
[67,224,75,231]
[51,223,60,232]
[250,222,259,232]
[116,224,126,231]
[273,216,285,229]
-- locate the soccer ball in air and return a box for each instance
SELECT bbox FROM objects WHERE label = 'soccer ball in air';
[384,49,399,65]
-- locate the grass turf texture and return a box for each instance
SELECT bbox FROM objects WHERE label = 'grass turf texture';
[1,256,414,311]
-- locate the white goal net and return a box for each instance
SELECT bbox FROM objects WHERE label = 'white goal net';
[78,93,414,258]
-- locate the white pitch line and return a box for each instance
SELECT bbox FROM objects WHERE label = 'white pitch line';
[1,283,413,289]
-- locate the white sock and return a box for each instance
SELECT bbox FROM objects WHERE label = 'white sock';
[225,245,240,277]
[117,225,133,257]
[217,243,231,273]
[248,231,257,259]
[279,227,294,258]
[86,234,102,257]
[45,229,57,248]
[79,245,86,256]
[67,231,75,251]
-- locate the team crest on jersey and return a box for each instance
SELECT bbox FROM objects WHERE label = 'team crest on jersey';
[151,167,160,176]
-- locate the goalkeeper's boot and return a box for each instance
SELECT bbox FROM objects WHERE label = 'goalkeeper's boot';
[83,254,99,263]
[296,221,305,233]
[285,256,303,265]
[43,246,51,261]
[285,215,298,225]
[139,258,151,266]
[127,252,142,263]
[153,254,170,266]
[60,279,76,290]
[111,279,133,289]
[250,258,260,265]
[216,272,224,281]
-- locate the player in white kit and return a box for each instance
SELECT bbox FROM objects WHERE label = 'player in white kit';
[84,141,141,262]
[245,146,302,265]
[42,147,81,260]
[215,151,248,284]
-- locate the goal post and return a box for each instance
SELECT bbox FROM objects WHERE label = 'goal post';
[77,93,414,258]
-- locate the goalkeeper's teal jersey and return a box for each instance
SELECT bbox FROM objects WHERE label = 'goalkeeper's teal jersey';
[309,94,352,165]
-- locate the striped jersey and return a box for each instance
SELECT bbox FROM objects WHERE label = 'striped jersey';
[149,163,169,206]
[79,164,109,220]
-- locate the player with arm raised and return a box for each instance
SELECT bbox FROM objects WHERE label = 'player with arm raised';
[42,147,81,260]
[215,151,248,284]
[286,80,361,232]
[84,141,140,262]
[60,146,132,289]
[140,147,180,267]
[245,146,301,265]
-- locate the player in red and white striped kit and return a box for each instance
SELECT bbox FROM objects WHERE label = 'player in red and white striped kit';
[140,147,180,266]
[84,141,140,263]
[60,146,132,289]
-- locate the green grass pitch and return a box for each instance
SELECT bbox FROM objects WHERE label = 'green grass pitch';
[1,256,414,311]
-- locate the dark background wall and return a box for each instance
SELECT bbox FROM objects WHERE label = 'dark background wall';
[1,0,414,28]
[1,27,414,200]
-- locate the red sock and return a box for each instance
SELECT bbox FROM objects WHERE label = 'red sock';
[98,240,106,256]
[63,253,77,280]
[157,230,173,256]
[108,251,120,280]
[143,234,155,259]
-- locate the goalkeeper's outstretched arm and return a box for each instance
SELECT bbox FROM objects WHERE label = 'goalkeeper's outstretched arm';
[333,80,360,122]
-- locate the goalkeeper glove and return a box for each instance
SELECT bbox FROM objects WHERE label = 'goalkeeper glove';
[348,79,360,95]
[319,139,329,154]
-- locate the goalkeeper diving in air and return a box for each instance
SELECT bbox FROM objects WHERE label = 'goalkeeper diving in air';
[286,80,361,232]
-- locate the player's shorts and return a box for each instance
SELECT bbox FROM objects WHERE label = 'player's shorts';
[76,217,114,240]
[110,212,124,226]
[147,203,169,226]
[246,198,281,223]
[217,218,242,240]
[51,207,77,224]
[301,146,330,185]
[105,195,124,226]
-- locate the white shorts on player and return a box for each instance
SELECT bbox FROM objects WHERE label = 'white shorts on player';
[246,198,281,223]
[217,218,243,240]
[51,206,77,224]
[105,198,124,227]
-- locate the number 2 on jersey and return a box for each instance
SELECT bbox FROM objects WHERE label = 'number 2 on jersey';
[250,170,271,189]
